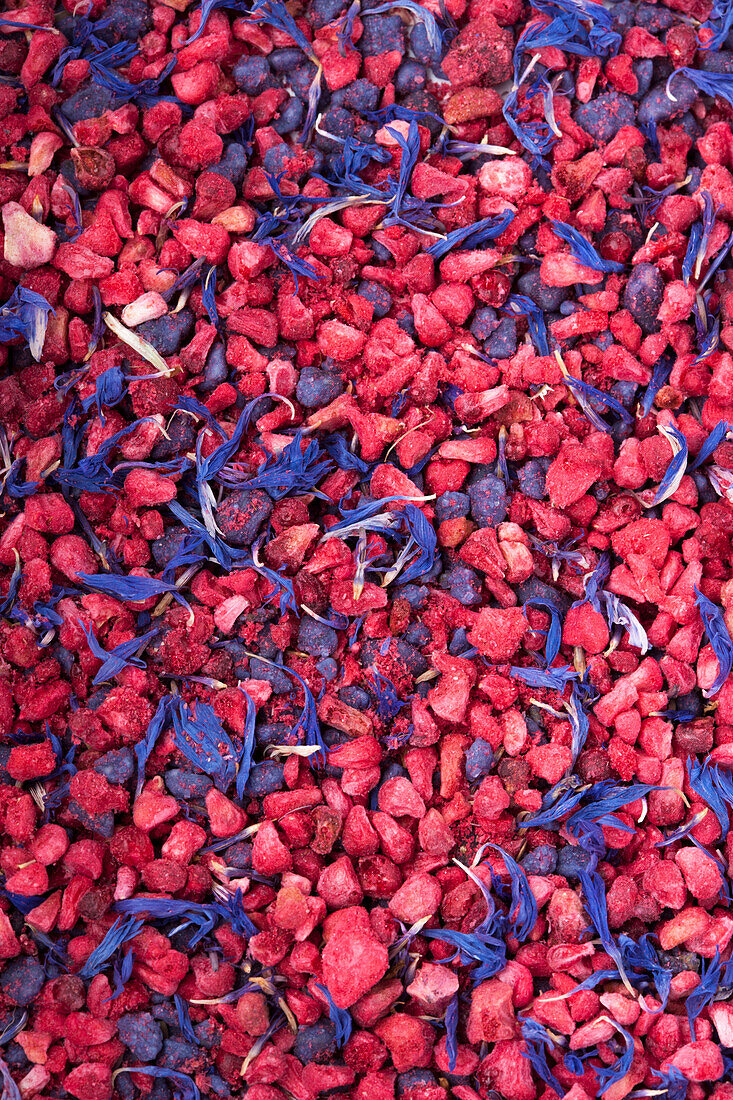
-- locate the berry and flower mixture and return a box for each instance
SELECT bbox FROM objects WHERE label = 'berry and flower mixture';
[5,0,733,1095]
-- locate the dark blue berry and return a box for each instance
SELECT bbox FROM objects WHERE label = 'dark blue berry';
[465,738,493,782]
[404,623,431,647]
[296,365,344,409]
[632,59,654,98]
[165,770,213,800]
[436,491,470,522]
[358,280,392,319]
[448,626,471,656]
[273,98,305,136]
[248,659,292,694]
[470,307,499,341]
[635,2,673,31]
[98,0,150,42]
[222,841,253,868]
[517,459,548,501]
[118,1014,164,1062]
[469,473,508,527]
[442,563,482,606]
[638,77,696,126]
[359,13,404,55]
[409,20,438,63]
[398,584,429,609]
[317,658,338,680]
[161,1038,198,1069]
[199,342,229,393]
[232,56,273,95]
[398,1070,438,1096]
[517,269,567,311]
[297,617,338,657]
[244,761,285,796]
[269,47,306,72]
[521,845,558,875]
[573,92,636,142]
[217,489,273,547]
[94,748,134,785]
[483,316,517,358]
[332,79,380,113]
[0,958,44,1006]
[395,59,427,95]
[556,846,594,881]
[210,145,247,188]
[137,309,195,357]
[623,263,663,334]
[67,800,114,837]
[311,0,348,26]
[293,1022,337,1064]
[339,685,372,710]
[255,722,293,747]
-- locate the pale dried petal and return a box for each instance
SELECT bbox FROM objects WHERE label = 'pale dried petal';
[121,291,169,328]
[2,202,56,269]
[28,133,64,178]
[103,311,172,375]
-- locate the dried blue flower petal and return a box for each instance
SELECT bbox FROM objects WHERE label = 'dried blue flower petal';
[505,295,550,356]
[314,983,352,1046]
[114,1066,200,1100]
[668,66,733,110]
[639,356,673,418]
[175,994,199,1044]
[689,420,733,470]
[602,594,649,654]
[427,211,516,260]
[699,0,733,48]
[647,424,688,506]
[78,620,158,685]
[236,688,257,799]
[619,933,672,1009]
[687,758,733,835]
[422,926,506,982]
[184,0,248,42]
[105,949,135,1003]
[367,668,408,721]
[567,781,656,855]
[685,950,722,1040]
[579,870,635,996]
[79,916,143,979]
[550,219,625,273]
[594,1021,634,1094]
[135,695,174,797]
[116,898,219,947]
[485,843,537,942]
[695,586,733,696]
[385,504,438,585]
[0,1056,21,1100]
[560,366,634,433]
[201,266,220,328]
[171,698,238,792]
[519,1018,562,1095]
[233,432,333,499]
[0,554,21,617]
[444,994,459,1072]
[0,286,55,361]
[523,597,562,667]
[337,0,360,53]
[323,434,372,475]
[649,1065,689,1100]
[211,886,258,938]
[77,571,183,602]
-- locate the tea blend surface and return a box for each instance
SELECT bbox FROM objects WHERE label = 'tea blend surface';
[1,0,733,1097]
